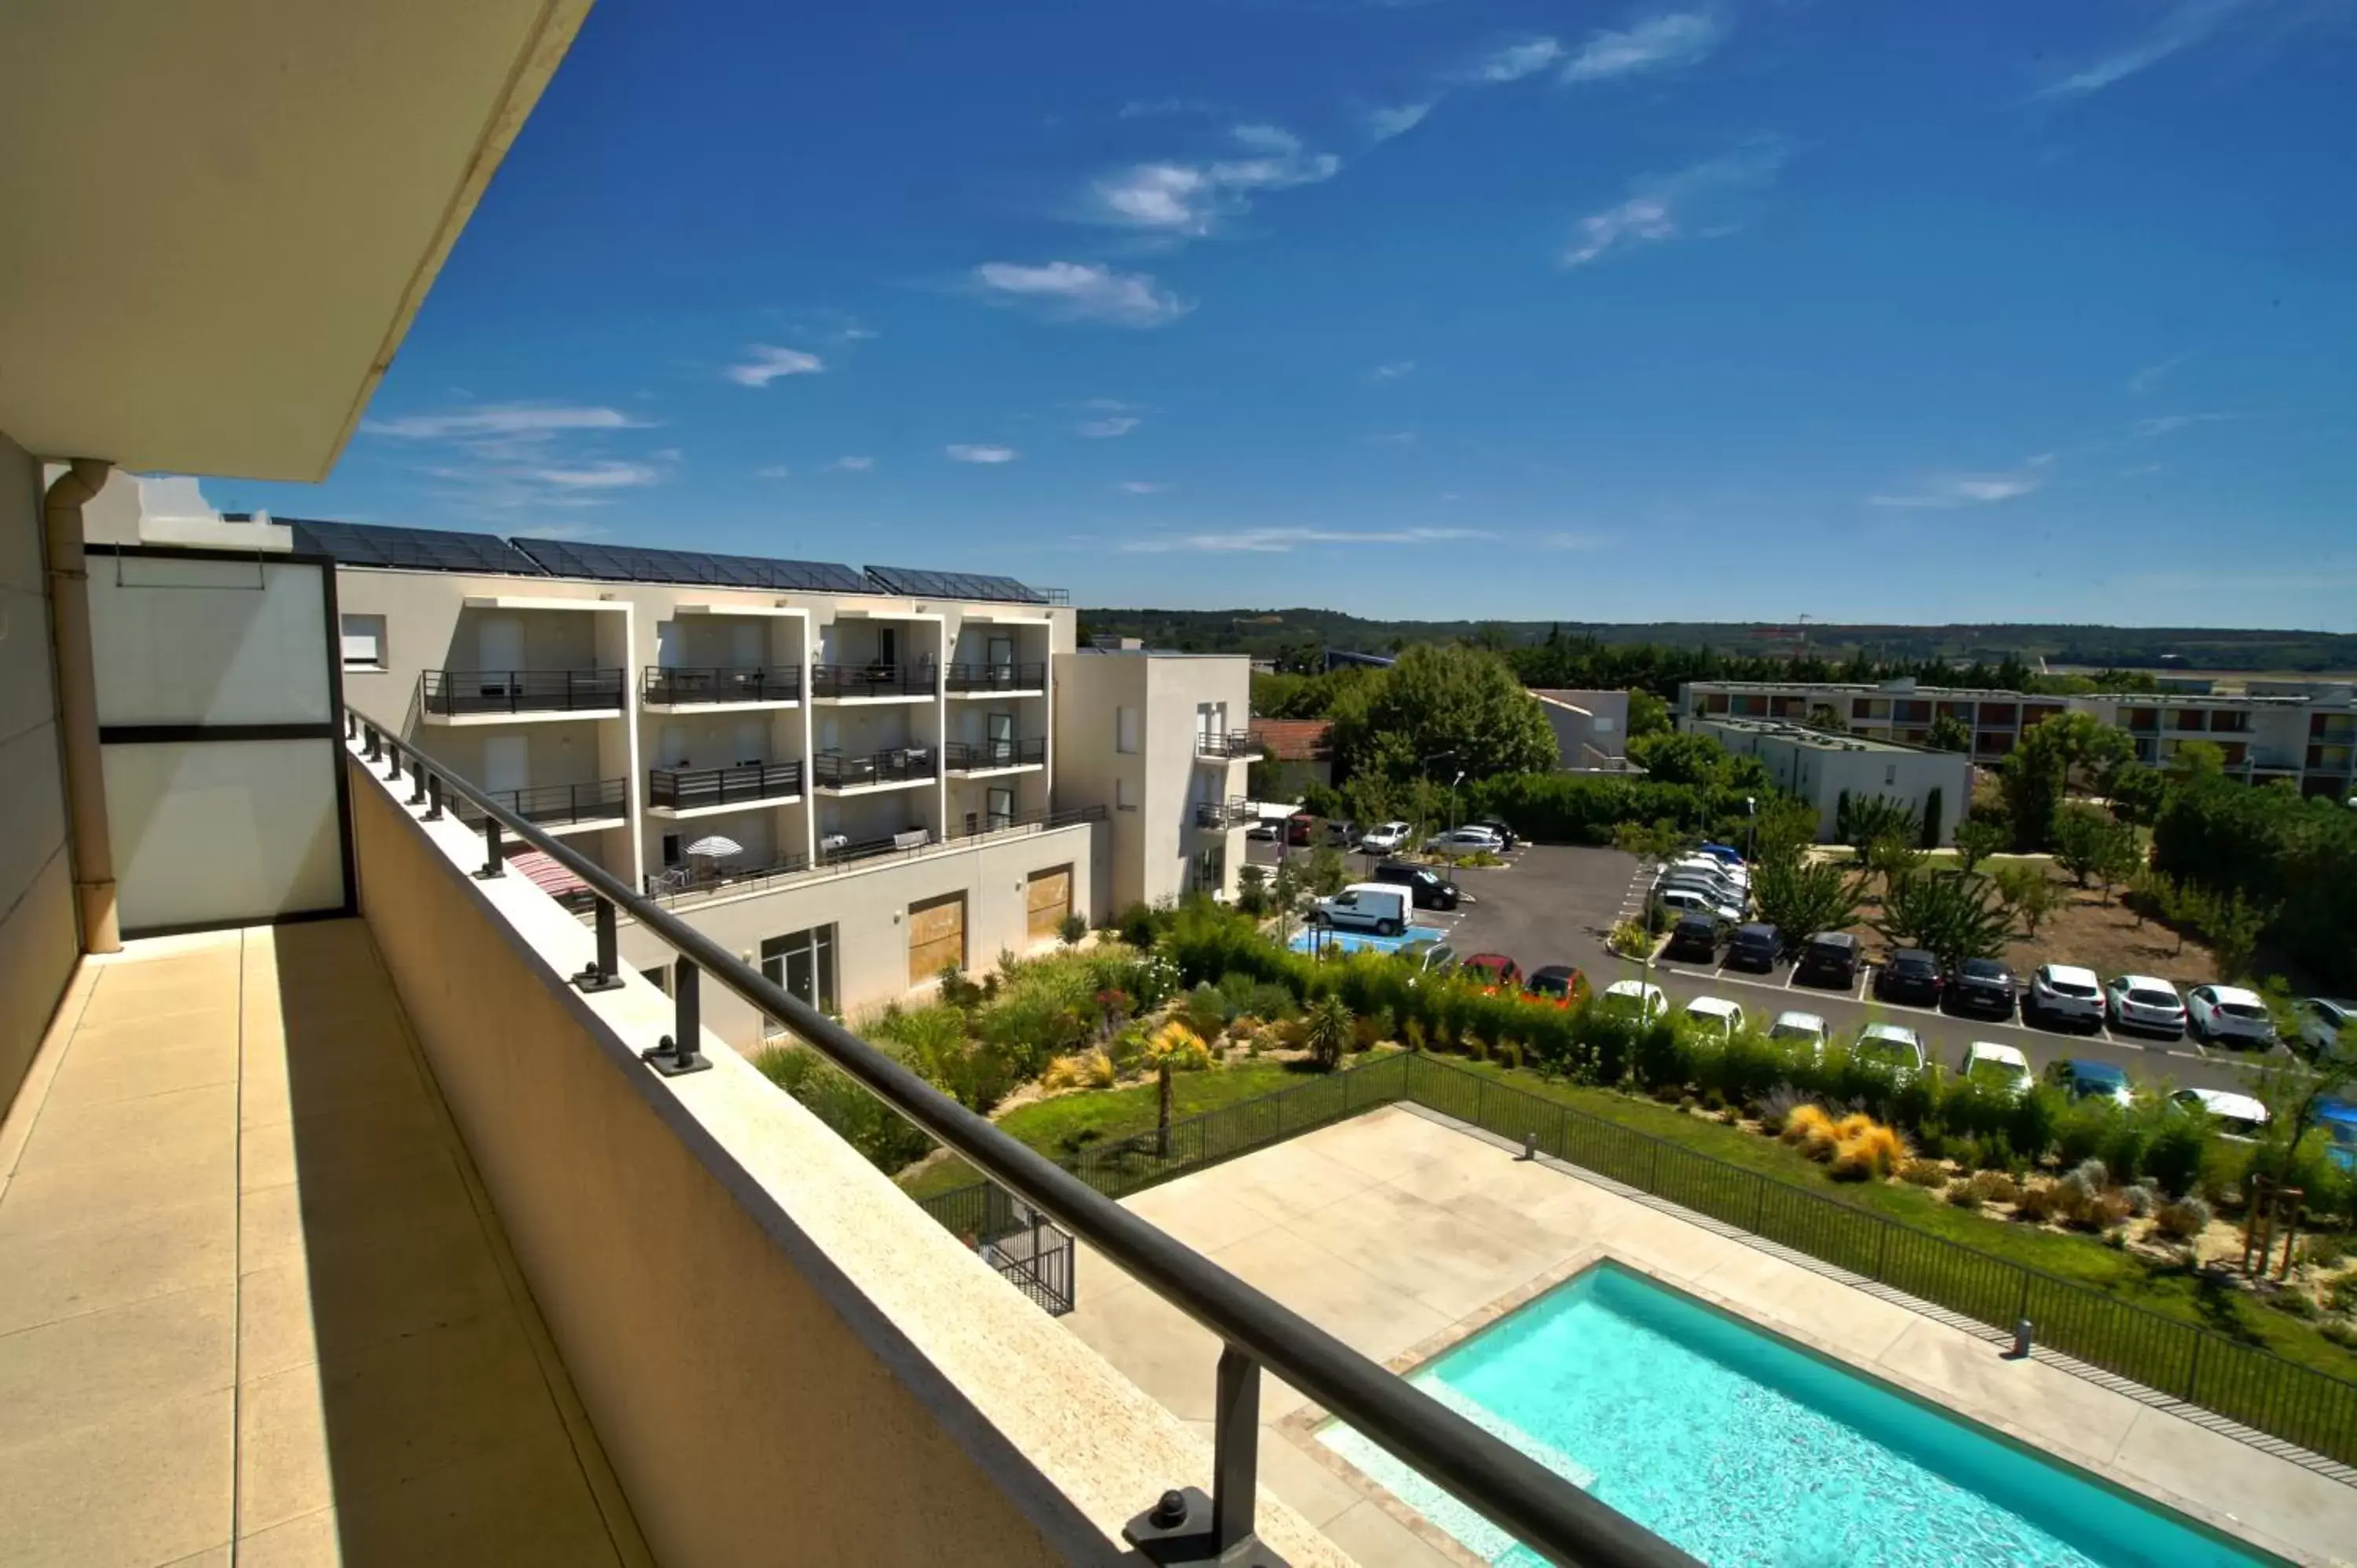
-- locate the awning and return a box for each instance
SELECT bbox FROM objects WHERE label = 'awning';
[508,850,589,900]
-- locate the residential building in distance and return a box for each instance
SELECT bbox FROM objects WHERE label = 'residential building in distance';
[1678,676,2357,800]
[1692,716,1972,845]
[1530,687,1633,771]
[1247,716,1335,796]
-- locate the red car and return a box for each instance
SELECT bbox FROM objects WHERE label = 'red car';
[1285,811,1316,846]
[1461,953,1523,990]
[1525,965,1589,1005]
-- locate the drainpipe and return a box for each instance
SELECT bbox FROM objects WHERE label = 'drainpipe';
[42,459,119,953]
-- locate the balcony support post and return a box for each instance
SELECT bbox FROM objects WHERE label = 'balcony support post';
[364,724,382,761]
[425,771,444,822]
[1124,1344,1285,1565]
[643,958,713,1075]
[408,753,429,806]
[571,898,626,994]
[384,741,402,785]
[474,816,504,880]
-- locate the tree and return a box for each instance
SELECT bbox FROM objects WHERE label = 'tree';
[2105,761,2168,827]
[1993,863,2060,939]
[1627,731,1734,787]
[2205,890,2278,983]
[1235,864,1270,918]
[2249,1050,2357,1275]
[1919,785,1945,849]
[2165,739,2227,786]
[1303,845,1348,897]
[2000,712,2136,850]
[1863,834,1926,892]
[1326,643,1558,785]
[1302,995,1354,1071]
[1751,797,1821,863]
[1925,713,1973,753]
[1612,818,1693,861]
[1805,702,1849,734]
[1835,792,1921,852]
[1873,871,2019,968]
[1952,813,2009,876]
[1750,858,1867,951]
[1626,687,1670,737]
[2051,803,2132,888]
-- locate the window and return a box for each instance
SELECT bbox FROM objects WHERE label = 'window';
[761,925,838,1032]
[1116,705,1140,753]
[662,833,682,867]
[339,613,387,669]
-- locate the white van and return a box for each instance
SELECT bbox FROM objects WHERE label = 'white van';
[1312,882,1410,936]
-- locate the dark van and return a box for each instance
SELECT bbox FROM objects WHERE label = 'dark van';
[1373,862,1461,910]
[1794,931,1863,987]
[1726,922,1780,973]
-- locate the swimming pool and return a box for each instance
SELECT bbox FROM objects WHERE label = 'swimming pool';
[1318,1262,2277,1567]
[1285,923,1446,955]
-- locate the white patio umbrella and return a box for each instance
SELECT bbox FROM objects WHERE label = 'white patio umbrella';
[683,834,743,859]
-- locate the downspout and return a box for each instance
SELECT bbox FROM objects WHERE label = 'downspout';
[42,459,119,953]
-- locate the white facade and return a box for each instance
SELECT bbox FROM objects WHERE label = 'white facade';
[1693,716,1973,846]
[1530,688,1631,771]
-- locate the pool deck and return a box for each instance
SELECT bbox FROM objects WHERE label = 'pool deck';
[1061,1105,2354,1568]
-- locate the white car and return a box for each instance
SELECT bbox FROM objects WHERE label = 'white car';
[2029,964,2107,1030]
[2296,998,2356,1060]
[2186,984,2277,1049]
[1358,820,1413,855]
[1658,863,1748,901]
[2169,1087,2271,1139]
[1655,886,1743,925]
[1769,1011,1829,1053]
[1962,1042,2033,1097]
[1244,818,1279,841]
[2106,974,2187,1036]
[1668,854,1750,890]
[1682,996,1746,1039]
[1425,826,1504,857]
[1600,980,1667,1021]
[1853,1021,1926,1077]
[1310,882,1410,936]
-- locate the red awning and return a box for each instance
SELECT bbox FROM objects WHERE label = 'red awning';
[508,850,589,899]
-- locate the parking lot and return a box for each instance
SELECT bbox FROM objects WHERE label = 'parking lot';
[1263,838,2279,1098]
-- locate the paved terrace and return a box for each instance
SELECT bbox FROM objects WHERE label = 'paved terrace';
[1065,1105,2352,1568]
[0,922,648,1568]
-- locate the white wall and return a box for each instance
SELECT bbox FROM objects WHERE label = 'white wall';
[1697,718,1972,845]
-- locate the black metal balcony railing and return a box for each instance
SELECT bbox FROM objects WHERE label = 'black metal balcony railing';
[643,851,812,902]
[647,760,803,811]
[948,804,1106,842]
[943,661,1047,693]
[1193,797,1249,830]
[642,665,801,705]
[420,669,625,716]
[812,748,937,789]
[449,778,627,829]
[942,738,1045,772]
[350,709,1686,1568]
[1193,728,1262,760]
[810,663,937,698]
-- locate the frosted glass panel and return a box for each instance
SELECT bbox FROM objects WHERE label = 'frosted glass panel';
[103,739,345,931]
[89,556,332,726]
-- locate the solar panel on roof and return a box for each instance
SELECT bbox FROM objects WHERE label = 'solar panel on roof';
[864,565,1047,604]
[508,537,867,593]
[283,518,543,575]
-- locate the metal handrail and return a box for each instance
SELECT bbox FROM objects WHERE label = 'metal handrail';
[449,777,627,827]
[345,709,1695,1568]
[420,668,625,716]
[810,662,937,698]
[648,760,803,810]
[942,737,1045,771]
[944,661,1047,692]
[642,665,802,705]
[812,748,937,787]
[1194,728,1263,759]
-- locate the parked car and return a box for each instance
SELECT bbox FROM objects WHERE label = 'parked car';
[1371,862,1460,910]
[1769,1011,1829,1052]
[2319,1101,2357,1173]
[1398,940,1456,974]
[1684,996,1746,1039]
[1654,886,1742,925]
[2168,1087,2270,1140]
[1426,826,1505,857]
[1794,932,1863,988]
[1245,816,1280,841]
[1962,1042,2033,1097]
[1655,874,1748,916]
[2047,1057,2133,1107]
[1599,980,1667,1020]
[1310,882,1409,936]
[1696,841,1747,868]
[1853,1022,1926,1079]
[1469,816,1519,852]
[1325,819,1359,848]
[1358,820,1413,855]
[1875,949,1943,1007]
[2294,998,2357,1060]
[1526,965,1589,1003]
[1945,957,2017,1020]
[2186,984,2278,1050]
[1661,860,1749,897]
[2027,963,2106,1031]
[1668,854,1750,890]
[1725,922,1780,973]
[1285,811,1315,846]
[1665,914,1721,962]
[2106,974,2187,1037]
[1461,952,1523,990]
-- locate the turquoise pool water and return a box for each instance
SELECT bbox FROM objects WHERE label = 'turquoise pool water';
[1318,1263,2275,1568]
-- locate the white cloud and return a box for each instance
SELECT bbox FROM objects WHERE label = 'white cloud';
[725,346,826,387]
[1119,481,1168,494]
[2039,0,2248,99]
[2132,412,2231,438]
[1563,138,1788,267]
[363,404,646,440]
[1369,360,1417,382]
[755,464,793,479]
[1540,530,1610,551]
[1084,123,1341,237]
[829,456,874,472]
[1563,12,1727,82]
[2127,354,2183,396]
[1868,455,2053,510]
[1366,101,1434,141]
[1123,526,1492,554]
[1464,38,1563,82]
[530,462,659,489]
[971,261,1191,328]
[1369,430,1418,447]
[1077,416,1140,438]
[1119,97,1229,120]
[946,444,1019,464]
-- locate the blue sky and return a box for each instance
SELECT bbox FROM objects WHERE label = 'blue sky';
[205,1,2355,628]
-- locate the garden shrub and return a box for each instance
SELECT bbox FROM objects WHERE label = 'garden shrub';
[1182,984,1229,1042]
[1146,1020,1213,1072]
[2121,1183,2158,1218]
[1115,901,1161,949]
[2099,1117,2151,1189]
[2154,1193,2212,1240]
[1900,1159,1948,1187]
[752,1046,933,1174]
[1830,1120,1906,1182]
[2329,1273,2357,1315]
[2055,1101,2119,1171]
[2005,1086,2062,1167]
[866,1002,1018,1112]
[2144,1114,2209,1199]
[1978,1133,2018,1174]
[2014,1184,2060,1224]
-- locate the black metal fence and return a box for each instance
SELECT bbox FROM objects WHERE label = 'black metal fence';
[812,748,937,787]
[914,1181,1076,1315]
[943,737,1046,771]
[944,661,1047,692]
[809,662,936,698]
[642,665,801,705]
[928,1051,2357,1469]
[449,778,627,828]
[420,668,625,716]
[647,760,803,810]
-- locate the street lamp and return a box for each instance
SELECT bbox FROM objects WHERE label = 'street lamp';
[1746,794,1758,864]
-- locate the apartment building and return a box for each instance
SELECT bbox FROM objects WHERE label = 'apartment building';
[285,522,1251,1041]
[1678,676,2357,799]
[1693,716,1972,845]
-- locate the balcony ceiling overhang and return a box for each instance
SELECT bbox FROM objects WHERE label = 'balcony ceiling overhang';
[0,0,592,480]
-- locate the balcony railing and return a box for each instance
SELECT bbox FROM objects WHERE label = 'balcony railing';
[942,737,1045,772]
[812,747,937,788]
[947,804,1106,842]
[1194,797,1250,829]
[810,663,936,698]
[420,668,624,716]
[642,665,801,705]
[1193,729,1262,760]
[638,807,1109,907]
[348,708,1686,1568]
[449,777,626,828]
[648,760,803,811]
[944,661,1047,693]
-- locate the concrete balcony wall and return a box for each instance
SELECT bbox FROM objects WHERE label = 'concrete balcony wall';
[340,749,1345,1567]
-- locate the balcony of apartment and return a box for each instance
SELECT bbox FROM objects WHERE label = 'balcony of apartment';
[2124,709,2162,735]
[1194,728,1263,763]
[419,668,626,724]
[449,778,629,837]
[1194,796,1252,831]
[942,737,1046,777]
[811,746,938,794]
[2308,744,2352,773]
[944,661,1047,697]
[808,662,937,702]
[640,664,801,711]
[646,759,803,819]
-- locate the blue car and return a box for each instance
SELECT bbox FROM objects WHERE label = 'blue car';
[2319,1099,2357,1173]
[2047,1057,2133,1106]
[1697,842,1746,867]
